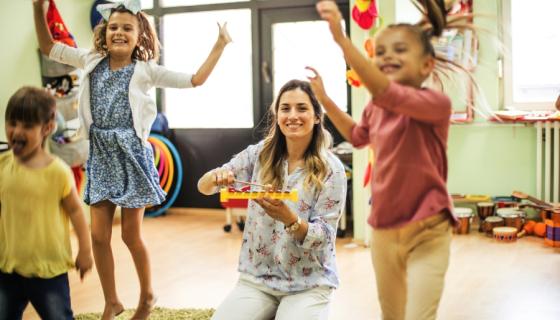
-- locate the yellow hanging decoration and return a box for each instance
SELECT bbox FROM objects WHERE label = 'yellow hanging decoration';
[346,69,362,87]
[355,0,371,13]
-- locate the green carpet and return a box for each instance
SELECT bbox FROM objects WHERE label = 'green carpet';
[75,307,214,320]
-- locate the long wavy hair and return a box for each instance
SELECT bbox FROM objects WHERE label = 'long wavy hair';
[93,5,159,61]
[258,80,332,192]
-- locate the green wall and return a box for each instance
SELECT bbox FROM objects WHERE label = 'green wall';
[0,0,92,141]
[350,0,536,241]
[0,1,536,241]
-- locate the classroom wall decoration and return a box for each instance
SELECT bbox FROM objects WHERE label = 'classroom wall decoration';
[347,0,380,87]
[38,0,89,191]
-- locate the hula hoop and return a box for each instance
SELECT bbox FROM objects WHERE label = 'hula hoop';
[158,149,166,180]
[148,138,165,185]
[145,134,183,217]
[152,142,164,178]
[150,139,169,188]
[159,145,169,188]
[150,138,174,193]
[152,142,160,165]
[160,143,171,191]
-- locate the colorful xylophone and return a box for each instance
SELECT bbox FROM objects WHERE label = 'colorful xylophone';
[219,188,298,203]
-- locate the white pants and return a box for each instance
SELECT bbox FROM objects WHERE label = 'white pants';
[370,213,452,320]
[211,276,333,320]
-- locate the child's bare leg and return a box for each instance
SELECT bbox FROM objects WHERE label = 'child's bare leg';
[90,201,124,320]
[121,207,156,320]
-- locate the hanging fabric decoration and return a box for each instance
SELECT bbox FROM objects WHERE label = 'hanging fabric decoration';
[46,0,77,47]
[40,0,78,79]
[351,0,379,30]
[363,148,375,188]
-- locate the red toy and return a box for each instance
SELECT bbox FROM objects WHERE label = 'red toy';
[47,0,77,47]
[352,0,378,30]
[220,185,250,232]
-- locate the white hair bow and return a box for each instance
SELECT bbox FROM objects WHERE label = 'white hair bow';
[97,0,142,21]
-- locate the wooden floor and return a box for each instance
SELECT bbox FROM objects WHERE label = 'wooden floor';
[23,210,560,320]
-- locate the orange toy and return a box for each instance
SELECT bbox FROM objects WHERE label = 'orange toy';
[533,222,546,237]
[523,220,536,235]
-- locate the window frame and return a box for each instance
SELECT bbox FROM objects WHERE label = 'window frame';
[501,0,557,111]
[144,0,350,128]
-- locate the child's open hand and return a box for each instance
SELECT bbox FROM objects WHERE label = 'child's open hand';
[305,66,328,102]
[75,250,93,281]
[316,1,345,43]
[217,22,232,47]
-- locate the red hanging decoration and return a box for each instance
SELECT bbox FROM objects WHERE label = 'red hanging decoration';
[351,0,379,30]
[46,0,77,47]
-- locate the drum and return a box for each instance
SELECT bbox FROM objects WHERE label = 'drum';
[497,208,525,232]
[482,216,505,236]
[544,212,560,247]
[453,207,473,235]
[476,202,495,232]
[495,200,518,209]
[493,227,518,242]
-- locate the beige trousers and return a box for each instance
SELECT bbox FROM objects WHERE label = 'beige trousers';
[211,275,333,320]
[370,213,451,320]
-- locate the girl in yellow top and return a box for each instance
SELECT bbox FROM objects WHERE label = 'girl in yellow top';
[0,87,93,320]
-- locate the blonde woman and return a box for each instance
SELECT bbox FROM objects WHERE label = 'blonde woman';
[198,80,346,320]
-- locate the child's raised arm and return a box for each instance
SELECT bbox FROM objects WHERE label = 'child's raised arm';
[556,94,560,111]
[316,1,389,98]
[306,66,355,142]
[62,187,93,281]
[191,22,232,87]
[33,0,55,56]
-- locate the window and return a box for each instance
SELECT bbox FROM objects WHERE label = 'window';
[161,0,249,6]
[141,0,153,9]
[394,0,476,119]
[145,0,350,128]
[162,9,253,128]
[503,0,560,110]
[395,0,421,22]
[271,21,348,111]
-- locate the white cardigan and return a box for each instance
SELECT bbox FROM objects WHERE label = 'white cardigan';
[49,43,193,146]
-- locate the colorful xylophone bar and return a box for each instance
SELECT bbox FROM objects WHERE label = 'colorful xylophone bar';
[219,188,299,203]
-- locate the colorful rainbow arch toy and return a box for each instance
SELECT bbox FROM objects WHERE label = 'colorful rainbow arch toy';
[145,134,183,217]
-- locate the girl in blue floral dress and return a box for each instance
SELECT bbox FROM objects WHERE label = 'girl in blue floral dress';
[87,58,164,208]
[198,80,347,320]
[33,0,231,318]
